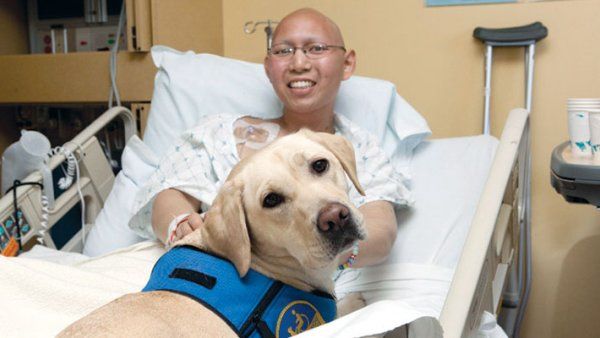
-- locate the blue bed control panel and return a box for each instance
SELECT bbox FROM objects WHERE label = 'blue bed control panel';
[0,210,32,252]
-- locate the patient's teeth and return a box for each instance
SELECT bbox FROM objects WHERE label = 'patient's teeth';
[289,81,315,88]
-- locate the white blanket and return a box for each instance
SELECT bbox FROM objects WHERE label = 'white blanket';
[1,242,164,337]
[4,242,442,338]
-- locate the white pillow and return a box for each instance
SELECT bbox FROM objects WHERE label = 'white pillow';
[83,136,158,256]
[143,46,431,170]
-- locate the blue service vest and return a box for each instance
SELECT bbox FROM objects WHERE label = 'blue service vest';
[143,246,336,338]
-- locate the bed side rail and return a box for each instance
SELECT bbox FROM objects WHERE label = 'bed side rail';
[0,106,135,253]
[439,108,530,337]
[46,106,136,171]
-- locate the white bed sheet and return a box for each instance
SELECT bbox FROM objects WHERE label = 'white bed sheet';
[392,134,498,269]
[6,135,498,337]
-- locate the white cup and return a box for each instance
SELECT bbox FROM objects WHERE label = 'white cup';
[589,110,600,162]
[567,98,600,157]
[567,109,591,157]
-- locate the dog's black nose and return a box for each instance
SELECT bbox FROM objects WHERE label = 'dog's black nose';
[317,203,350,234]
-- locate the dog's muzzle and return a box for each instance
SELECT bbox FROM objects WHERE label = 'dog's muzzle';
[317,202,364,253]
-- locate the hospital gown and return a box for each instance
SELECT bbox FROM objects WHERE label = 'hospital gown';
[129,114,412,239]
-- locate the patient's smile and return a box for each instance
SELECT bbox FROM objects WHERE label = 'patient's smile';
[288,80,316,89]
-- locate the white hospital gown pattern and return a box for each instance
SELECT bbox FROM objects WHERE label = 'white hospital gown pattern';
[129,114,413,239]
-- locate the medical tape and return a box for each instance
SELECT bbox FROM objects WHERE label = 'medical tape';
[233,119,280,150]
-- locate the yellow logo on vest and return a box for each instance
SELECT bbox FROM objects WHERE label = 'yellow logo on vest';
[275,300,325,337]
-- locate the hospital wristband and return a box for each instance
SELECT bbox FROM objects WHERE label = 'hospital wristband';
[166,213,191,248]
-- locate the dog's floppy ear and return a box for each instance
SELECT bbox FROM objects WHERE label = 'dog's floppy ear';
[199,180,251,277]
[300,129,366,196]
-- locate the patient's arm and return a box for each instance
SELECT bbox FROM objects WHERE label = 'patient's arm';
[345,200,397,268]
[152,189,203,244]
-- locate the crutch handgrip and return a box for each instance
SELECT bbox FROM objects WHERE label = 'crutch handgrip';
[474,22,548,45]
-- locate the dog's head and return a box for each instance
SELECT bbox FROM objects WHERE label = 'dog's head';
[179,129,366,285]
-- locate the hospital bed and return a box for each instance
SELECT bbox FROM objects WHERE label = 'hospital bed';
[0,47,531,338]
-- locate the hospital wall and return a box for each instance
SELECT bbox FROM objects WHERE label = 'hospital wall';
[0,1,28,151]
[221,0,600,336]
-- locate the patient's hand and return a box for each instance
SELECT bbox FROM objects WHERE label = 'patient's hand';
[336,292,366,318]
[153,189,203,244]
[174,212,205,241]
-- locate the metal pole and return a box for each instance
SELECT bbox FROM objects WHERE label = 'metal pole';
[525,44,535,112]
[483,44,493,135]
[264,20,277,51]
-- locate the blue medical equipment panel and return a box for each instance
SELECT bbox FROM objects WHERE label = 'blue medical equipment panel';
[0,209,31,251]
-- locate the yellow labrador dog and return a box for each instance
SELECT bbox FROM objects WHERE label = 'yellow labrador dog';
[60,129,366,338]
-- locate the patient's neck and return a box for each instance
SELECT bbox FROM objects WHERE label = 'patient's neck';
[275,109,335,135]
[250,252,335,294]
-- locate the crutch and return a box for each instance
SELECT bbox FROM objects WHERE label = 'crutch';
[475,22,547,134]
[473,22,547,337]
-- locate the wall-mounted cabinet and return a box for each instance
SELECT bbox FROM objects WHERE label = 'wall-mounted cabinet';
[127,0,223,53]
[0,1,29,55]
[0,0,223,103]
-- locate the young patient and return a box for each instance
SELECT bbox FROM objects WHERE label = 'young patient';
[140,8,403,275]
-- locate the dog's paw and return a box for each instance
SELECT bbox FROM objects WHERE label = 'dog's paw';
[336,292,366,318]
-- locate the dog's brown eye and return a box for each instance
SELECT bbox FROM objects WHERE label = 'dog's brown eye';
[311,159,329,174]
[263,193,284,208]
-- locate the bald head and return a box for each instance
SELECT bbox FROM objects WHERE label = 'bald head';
[264,7,356,119]
[271,8,345,46]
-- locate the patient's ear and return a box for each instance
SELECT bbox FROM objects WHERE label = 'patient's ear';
[301,130,366,196]
[342,49,356,80]
[264,59,274,84]
[198,180,251,277]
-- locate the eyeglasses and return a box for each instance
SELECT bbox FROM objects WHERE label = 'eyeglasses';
[268,43,347,59]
